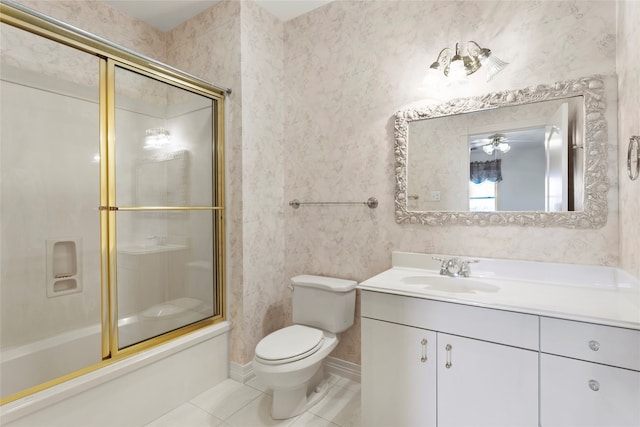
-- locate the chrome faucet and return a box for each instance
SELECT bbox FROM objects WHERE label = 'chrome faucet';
[433,257,479,278]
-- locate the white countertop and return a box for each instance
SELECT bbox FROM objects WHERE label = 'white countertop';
[358,252,640,330]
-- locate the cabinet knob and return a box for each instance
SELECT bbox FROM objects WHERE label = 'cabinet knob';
[588,379,600,392]
[588,340,600,351]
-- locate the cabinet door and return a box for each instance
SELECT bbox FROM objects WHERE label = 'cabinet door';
[437,333,538,427]
[362,317,437,427]
[540,354,640,426]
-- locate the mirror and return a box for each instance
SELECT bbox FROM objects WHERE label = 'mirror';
[394,75,609,228]
[407,97,584,212]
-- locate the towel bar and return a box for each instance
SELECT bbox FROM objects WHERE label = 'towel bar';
[289,197,378,209]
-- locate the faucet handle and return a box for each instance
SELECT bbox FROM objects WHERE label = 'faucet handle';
[432,256,448,275]
[460,259,479,277]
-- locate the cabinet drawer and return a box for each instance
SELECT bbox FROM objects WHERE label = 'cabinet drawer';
[540,317,640,370]
[361,290,538,350]
[540,354,640,427]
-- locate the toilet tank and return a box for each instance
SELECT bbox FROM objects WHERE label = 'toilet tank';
[291,275,357,333]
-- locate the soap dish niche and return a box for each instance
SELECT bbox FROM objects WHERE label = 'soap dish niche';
[46,238,82,298]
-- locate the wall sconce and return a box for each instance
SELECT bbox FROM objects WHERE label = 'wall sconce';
[144,127,171,150]
[428,41,509,82]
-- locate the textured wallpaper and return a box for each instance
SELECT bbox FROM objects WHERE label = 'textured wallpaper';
[237,0,287,365]
[17,0,166,61]
[9,0,635,369]
[169,0,286,365]
[283,0,620,364]
[167,0,249,363]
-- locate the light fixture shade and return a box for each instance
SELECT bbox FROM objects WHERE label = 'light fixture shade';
[483,53,509,81]
[427,41,508,83]
[497,142,511,153]
[429,61,443,72]
[448,58,467,80]
[463,55,481,76]
[483,141,511,155]
[424,66,445,87]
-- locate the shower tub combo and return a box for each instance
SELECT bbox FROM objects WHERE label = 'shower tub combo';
[0,2,230,424]
[0,321,230,426]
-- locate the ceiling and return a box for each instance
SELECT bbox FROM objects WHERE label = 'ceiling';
[101,0,333,31]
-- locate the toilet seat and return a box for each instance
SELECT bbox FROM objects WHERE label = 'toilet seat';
[255,325,324,365]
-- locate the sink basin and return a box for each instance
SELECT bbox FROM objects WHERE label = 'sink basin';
[401,275,500,293]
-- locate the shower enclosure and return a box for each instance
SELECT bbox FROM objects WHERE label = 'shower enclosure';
[0,2,226,403]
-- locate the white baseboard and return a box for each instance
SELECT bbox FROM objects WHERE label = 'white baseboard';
[230,356,360,384]
[229,360,255,383]
[325,356,361,383]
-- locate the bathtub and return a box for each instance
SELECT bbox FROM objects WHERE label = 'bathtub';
[1,297,216,400]
[1,324,102,400]
[0,320,231,426]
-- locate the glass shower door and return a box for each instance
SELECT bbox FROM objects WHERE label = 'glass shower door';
[111,64,219,350]
[1,3,225,402]
[0,22,102,399]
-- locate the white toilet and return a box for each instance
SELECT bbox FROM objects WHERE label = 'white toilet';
[252,274,357,419]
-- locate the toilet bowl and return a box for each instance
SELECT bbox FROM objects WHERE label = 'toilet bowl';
[252,275,357,420]
[253,325,338,419]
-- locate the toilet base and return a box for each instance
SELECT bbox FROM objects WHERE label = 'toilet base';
[271,367,331,419]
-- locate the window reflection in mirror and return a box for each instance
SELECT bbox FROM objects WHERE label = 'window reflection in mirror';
[469,181,497,211]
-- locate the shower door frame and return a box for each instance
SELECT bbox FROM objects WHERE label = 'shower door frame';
[104,59,227,359]
[0,1,227,404]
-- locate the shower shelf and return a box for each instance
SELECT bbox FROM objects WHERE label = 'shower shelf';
[46,238,82,297]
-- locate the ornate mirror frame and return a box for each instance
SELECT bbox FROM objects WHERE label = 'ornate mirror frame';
[394,75,610,228]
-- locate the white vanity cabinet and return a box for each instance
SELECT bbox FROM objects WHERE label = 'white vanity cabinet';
[362,318,437,427]
[436,333,538,427]
[359,252,640,427]
[361,290,539,427]
[540,317,640,427]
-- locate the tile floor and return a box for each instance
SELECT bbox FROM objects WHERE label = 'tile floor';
[144,374,361,427]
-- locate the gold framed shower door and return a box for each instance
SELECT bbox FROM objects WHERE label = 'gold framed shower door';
[0,2,227,404]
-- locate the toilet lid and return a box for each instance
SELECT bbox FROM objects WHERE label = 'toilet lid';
[255,325,324,364]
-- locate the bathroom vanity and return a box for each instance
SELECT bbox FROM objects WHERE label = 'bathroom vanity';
[359,252,640,427]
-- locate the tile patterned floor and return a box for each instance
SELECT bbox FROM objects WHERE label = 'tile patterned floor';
[144,374,361,427]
